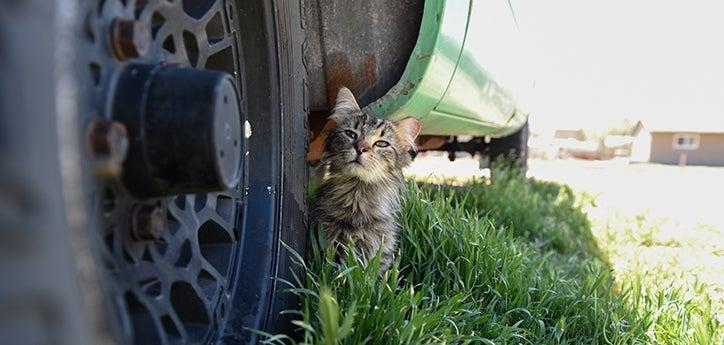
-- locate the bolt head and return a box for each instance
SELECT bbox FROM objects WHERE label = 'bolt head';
[132,204,166,240]
[88,118,129,177]
[111,18,150,60]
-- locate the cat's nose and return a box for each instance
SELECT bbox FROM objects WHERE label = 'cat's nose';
[355,141,371,155]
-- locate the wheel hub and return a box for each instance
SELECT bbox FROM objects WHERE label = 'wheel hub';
[113,63,242,198]
[78,0,248,343]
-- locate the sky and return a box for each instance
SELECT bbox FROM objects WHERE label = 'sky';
[511,0,724,132]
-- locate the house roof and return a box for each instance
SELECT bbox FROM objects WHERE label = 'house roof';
[637,118,724,134]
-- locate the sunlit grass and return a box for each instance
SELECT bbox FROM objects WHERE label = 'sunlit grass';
[273,169,722,344]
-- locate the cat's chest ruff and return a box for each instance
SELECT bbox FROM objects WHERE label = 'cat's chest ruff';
[324,179,398,224]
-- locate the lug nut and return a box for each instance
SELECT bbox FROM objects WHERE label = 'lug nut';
[111,18,150,60]
[131,204,166,240]
[87,118,129,177]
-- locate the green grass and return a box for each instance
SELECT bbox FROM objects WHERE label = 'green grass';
[270,170,722,344]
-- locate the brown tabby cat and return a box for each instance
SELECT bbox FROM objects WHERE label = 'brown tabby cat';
[308,87,420,273]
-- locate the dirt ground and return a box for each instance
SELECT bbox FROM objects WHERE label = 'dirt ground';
[528,158,724,230]
[406,154,724,323]
[407,154,724,229]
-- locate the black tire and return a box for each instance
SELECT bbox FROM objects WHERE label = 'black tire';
[488,120,529,173]
[58,0,308,344]
[233,0,308,341]
[0,2,109,344]
[5,0,308,342]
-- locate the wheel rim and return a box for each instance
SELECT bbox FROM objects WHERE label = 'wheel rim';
[79,0,248,343]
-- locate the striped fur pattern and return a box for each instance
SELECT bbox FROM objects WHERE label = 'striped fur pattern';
[311,87,420,273]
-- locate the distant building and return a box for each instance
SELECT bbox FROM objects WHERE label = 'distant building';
[553,129,586,141]
[604,135,635,157]
[631,121,724,166]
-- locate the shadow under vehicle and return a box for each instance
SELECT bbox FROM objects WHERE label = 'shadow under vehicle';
[0,0,528,343]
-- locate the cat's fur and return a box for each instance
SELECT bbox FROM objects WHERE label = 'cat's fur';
[309,87,420,273]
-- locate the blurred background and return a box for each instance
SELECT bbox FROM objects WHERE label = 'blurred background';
[408,0,723,324]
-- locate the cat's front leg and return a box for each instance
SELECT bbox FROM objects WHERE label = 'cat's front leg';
[377,232,398,274]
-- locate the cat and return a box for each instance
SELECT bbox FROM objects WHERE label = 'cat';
[308,87,420,274]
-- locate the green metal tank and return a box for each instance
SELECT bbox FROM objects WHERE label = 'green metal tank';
[366,0,529,137]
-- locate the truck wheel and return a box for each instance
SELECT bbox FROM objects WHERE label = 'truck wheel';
[488,121,529,173]
[77,0,307,343]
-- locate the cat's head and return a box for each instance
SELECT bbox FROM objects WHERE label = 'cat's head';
[309,87,420,182]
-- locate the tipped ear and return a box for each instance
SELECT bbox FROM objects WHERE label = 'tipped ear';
[394,117,421,151]
[333,87,360,114]
[307,118,336,163]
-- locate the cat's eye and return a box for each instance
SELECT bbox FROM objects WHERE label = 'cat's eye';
[344,130,358,140]
[374,140,390,148]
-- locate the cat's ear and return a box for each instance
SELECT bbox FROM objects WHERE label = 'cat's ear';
[307,118,336,163]
[393,117,421,151]
[333,87,360,115]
